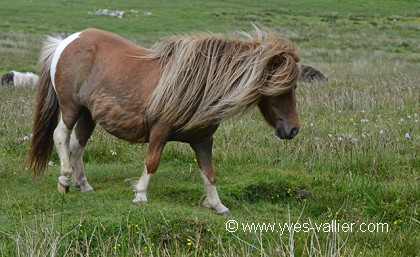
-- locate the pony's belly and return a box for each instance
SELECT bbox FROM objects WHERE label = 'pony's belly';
[91,106,149,143]
[88,91,151,143]
[169,124,219,143]
[99,120,149,143]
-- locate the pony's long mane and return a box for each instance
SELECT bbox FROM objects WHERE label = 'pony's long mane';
[146,27,300,130]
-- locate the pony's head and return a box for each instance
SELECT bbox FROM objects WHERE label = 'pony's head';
[258,86,300,139]
[258,42,301,140]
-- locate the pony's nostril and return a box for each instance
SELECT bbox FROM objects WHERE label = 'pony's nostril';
[289,127,299,138]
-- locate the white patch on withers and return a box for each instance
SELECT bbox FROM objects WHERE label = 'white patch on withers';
[50,32,81,90]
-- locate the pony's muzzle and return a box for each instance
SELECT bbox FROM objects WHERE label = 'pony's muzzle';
[276,121,300,140]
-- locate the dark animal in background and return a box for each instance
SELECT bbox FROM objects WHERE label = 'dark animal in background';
[1,70,39,87]
[299,65,328,83]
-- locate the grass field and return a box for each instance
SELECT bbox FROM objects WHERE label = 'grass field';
[0,0,419,256]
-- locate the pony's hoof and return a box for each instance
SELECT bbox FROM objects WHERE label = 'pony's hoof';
[133,194,148,204]
[74,182,94,192]
[133,199,147,205]
[80,187,94,193]
[218,211,233,217]
[202,198,230,214]
[216,207,231,215]
[80,184,94,193]
[57,182,69,194]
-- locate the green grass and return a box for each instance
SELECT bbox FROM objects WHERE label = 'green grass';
[1,0,419,256]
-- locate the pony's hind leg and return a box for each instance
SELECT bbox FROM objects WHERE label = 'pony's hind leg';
[54,116,73,193]
[70,110,96,192]
[190,137,229,215]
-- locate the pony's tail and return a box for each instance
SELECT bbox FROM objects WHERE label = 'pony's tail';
[27,36,62,177]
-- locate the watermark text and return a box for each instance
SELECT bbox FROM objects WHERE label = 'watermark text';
[225,219,389,235]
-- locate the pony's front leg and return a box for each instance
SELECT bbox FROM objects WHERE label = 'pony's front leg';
[53,118,73,193]
[133,123,171,204]
[190,137,229,215]
[133,165,151,203]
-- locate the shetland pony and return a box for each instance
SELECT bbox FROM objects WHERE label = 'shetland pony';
[28,27,301,214]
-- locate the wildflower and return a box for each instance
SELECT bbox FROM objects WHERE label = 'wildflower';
[379,130,384,134]
[405,133,411,139]
[407,115,412,119]
[23,135,29,142]
[400,118,405,123]
[111,151,117,156]
[361,118,368,123]
[337,136,343,142]
[187,238,192,246]
[310,122,314,127]
[351,138,358,143]
[329,142,334,147]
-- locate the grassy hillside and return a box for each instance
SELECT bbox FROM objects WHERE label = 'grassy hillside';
[0,0,419,256]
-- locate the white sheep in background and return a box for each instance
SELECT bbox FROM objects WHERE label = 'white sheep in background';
[1,70,39,87]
